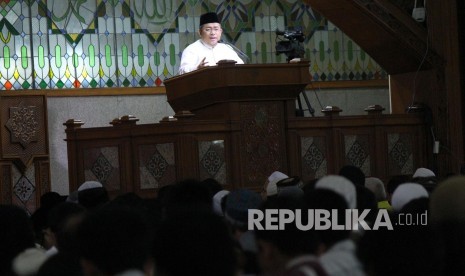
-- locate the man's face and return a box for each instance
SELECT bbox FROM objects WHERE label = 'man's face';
[199,23,222,47]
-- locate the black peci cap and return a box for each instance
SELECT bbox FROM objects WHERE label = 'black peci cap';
[200,12,220,27]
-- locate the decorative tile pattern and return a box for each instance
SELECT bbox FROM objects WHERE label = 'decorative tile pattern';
[139,143,176,189]
[344,134,371,176]
[199,140,226,184]
[301,136,327,180]
[14,175,35,204]
[12,165,37,215]
[388,133,414,175]
[91,153,114,184]
[0,0,386,90]
[146,151,169,181]
[83,146,120,191]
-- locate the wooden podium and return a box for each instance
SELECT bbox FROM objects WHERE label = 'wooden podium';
[164,61,311,187]
[165,61,311,119]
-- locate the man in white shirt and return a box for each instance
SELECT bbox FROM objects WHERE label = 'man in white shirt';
[178,12,245,74]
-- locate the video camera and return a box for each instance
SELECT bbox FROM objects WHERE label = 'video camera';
[276,30,305,42]
[275,29,305,62]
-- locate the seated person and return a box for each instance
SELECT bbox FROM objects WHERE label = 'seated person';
[178,12,244,74]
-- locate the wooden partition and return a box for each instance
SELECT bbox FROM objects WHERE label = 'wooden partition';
[0,95,50,213]
[65,63,428,196]
[65,111,428,197]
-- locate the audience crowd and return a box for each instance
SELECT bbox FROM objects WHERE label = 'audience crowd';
[1,165,464,275]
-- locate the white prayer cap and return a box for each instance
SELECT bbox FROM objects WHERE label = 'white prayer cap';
[365,177,387,202]
[266,171,289,196]
[391,183,429,212]
[315,175,357,209]
[78,181,103,192]
[12,248,48,276]
[212,190,230,216]
[268,171,288,182]
[413,167,435,178]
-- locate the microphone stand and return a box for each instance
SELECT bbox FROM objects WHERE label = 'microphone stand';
[220,40,250,64]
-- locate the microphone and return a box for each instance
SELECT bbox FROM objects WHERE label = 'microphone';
[219,39,250,64]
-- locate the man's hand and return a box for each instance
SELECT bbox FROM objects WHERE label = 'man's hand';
[197,57,208,69]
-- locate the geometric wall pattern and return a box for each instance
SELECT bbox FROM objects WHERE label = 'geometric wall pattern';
[0,0,387,90]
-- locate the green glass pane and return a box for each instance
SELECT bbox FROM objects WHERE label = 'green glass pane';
[22,81,31,89]
[39,80,48,89]
[333,41,340,62]
[348,41,353,61]
[261,42,267,63]
[319,41,325,62]
[154,51,160,66]
[90,79,98,88]
[361,49,366,61]
[105,44,112,67]
[21,46,28,69]
[56,80,64,88]
[122,78,131,87]
[137,45,144,67]
[89,45,95,67]
[55,45,62,68]
[73,53,79,68]
[246,42,252,59]
[169,44,175,66]
[3,46,10,69]
[122,45,128,67]
[38,46,45,68]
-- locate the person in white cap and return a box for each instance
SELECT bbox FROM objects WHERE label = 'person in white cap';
[412,167,437,193]
[315,175,357,209]
[77,181,109,210]
[261,171,289,199]
[391,183,429,212]
[212,190,230,217]
[365,177,391,211]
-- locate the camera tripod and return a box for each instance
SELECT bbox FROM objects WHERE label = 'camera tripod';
[296,90,315,117]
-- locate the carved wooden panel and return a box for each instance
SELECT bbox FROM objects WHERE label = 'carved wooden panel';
[198,140,226,184]
[240,102,286,187]
[138,143,176,189]
[12,165,38,215]
[0,96,48,171]
[83,146,121,192]
[343,134,372,176]
[0,95,49,213]
[387,133,415,175]
[301,136,328,180]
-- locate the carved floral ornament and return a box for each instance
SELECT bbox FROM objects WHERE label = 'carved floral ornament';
[5,101,39,148]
